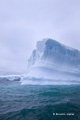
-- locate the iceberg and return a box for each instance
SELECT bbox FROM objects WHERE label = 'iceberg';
[21,38,80,84]
[0,75,21,81]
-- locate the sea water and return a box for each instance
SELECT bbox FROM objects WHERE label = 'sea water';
[0,80,80,120]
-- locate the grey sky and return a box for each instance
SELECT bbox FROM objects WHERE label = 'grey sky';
[0,0,80,75]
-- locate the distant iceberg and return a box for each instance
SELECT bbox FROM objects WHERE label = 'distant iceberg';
[0,75,21,81]
[21,38,80,85]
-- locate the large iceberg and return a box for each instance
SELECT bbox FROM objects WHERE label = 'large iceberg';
[21,38,80,84]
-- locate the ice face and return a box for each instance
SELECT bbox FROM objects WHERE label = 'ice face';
[28,39,80,69]
[24,38,80,80]
[27,39,47,69]
[42,39,80,68]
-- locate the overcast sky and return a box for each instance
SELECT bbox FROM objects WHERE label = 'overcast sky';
[0,0,80,75]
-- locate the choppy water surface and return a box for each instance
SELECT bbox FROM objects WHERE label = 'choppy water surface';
[0,80,80,120]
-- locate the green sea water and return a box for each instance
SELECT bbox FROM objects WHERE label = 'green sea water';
[0,80,80,120]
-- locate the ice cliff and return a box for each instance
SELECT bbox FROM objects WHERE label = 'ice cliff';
[23,38,80,80]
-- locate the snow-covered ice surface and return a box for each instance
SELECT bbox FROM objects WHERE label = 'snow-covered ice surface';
[21,38,80,85]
